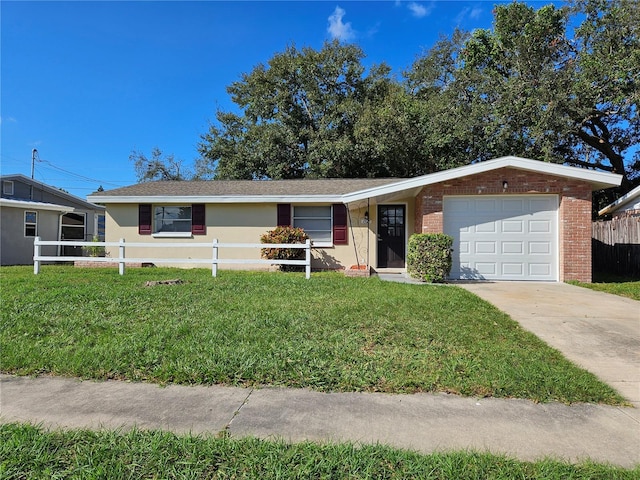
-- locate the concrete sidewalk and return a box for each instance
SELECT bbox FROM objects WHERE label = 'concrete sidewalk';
[2,281,639,468]
[457,282,640,413]
[1,374,639,468]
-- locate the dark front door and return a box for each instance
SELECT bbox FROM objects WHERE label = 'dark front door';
[377,205,405,268]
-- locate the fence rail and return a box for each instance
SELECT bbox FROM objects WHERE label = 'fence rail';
[33,238,313,279]
[592,216,640,277]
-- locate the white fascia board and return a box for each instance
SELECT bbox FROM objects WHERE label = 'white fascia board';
[343,156,622,203]
[87,195,344,204]
[598,185,640,216]
[0,198,76,212]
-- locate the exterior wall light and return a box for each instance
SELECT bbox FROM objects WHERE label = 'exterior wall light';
[503,180,508,190]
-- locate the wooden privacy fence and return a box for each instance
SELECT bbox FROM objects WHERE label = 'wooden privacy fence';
[33,238,313,279]
[592,216,640,276]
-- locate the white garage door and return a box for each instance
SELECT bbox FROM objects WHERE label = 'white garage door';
[444,195,558,281]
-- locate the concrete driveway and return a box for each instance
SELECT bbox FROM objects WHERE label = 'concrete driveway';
[457,282,640,414]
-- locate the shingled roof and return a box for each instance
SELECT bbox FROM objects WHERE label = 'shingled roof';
[90,178,402,199]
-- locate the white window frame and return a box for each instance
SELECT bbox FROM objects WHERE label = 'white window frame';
[24,210,37,237]
[152,205,193,238]
[293,205,333,247]
[3,181,14,196]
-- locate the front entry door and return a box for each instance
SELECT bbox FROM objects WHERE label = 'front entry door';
[377,205,405,268]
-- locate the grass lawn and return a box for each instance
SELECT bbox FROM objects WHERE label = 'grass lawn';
[569,273,640,301]
[0,266,624,404]
[2,423,637,479]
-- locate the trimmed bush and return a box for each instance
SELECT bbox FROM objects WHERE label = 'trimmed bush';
[407,233,453,283]
[260,226,309,272]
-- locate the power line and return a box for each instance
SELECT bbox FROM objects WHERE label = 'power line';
[35,158,127,189]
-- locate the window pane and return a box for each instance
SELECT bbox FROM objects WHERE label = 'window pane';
[154,206,192,233]
[25,211,37,223]
[294,218,331,231]
[155,206,191,220]
[156,220,192,232]
[25,225,36,237]
[62,213,85,226]
[294,206,331,218]
[308,230,332,242]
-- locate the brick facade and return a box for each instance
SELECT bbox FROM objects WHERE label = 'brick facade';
[414,167,593,282]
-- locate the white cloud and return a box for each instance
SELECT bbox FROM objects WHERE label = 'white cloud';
[327,6,355,41]
[407,2,431,19]
[0,116,17,125]
[455,6,483,25]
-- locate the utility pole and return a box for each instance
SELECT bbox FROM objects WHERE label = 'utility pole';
[31,149,38,179]
[30,149,39,200]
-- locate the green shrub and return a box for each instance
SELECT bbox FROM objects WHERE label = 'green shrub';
[260,226,310,271]
[407,233,453,283]
[82,235,106,257]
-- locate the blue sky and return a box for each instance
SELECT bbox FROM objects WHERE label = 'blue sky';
[2,0,551,198]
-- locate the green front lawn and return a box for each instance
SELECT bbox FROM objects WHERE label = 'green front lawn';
[2,424,637,479]
[569,274,640,301]
[0,266,623,404]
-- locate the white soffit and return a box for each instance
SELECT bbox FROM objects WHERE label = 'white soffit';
[87,195,345,204]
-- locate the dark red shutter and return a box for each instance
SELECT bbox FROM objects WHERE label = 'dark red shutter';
[139,204,152,235]
[191,204,206,235]
[333,204,348,245]
[277,204,291,226]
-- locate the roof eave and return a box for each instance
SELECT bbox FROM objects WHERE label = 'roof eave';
[0,198,76,213]
[87,194,345,204]
[344,157,623,202]
[598,185,640,216]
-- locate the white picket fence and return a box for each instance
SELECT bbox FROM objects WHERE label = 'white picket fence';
[32,237,313,279]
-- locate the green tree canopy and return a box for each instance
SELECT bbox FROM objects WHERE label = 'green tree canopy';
[197,41,418,179]
[405,0,639,188]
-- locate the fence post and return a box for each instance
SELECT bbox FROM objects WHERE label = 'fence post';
[212,238,218,277]
[305,239,311,279]
[33,236,41,274]
[118,238,125,275]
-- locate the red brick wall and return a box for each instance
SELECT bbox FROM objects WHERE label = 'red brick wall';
[414,167,593,282]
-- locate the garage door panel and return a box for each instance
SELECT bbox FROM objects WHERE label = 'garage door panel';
[502,263,524,276]
[502,220,524,233]
[529,264,552,276]
[529,220,551,233]
[475,222,497,233]
[502,199,525,213]
[529,242,551,254]
[475,263,497,275]
[502,242,523,254]
[475,241,496,254]
[444,195,557,281]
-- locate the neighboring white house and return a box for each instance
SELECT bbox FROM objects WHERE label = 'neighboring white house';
[0,174,105,265]
[599,185,640,218]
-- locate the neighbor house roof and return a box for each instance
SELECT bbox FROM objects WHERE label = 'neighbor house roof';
[598,185,640,216]
[1,174,105,211]
[88,156,623,205]
[0,198,75,213]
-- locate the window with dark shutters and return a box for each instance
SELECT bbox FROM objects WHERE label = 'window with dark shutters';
[191,204,206,235]
[277,204,291,226]
[139,204,152,235]
[332,204,348,245]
